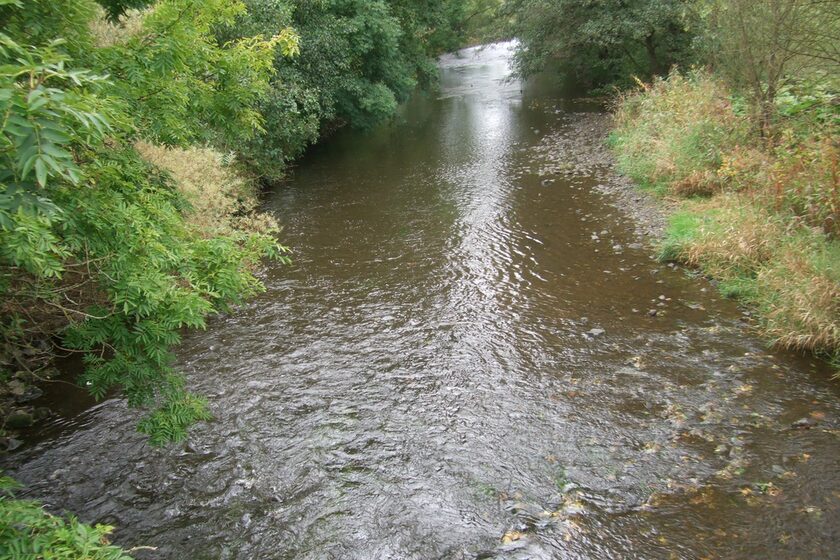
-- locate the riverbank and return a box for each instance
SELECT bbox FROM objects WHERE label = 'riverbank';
[610,71,839,371]
[532,111,670,240]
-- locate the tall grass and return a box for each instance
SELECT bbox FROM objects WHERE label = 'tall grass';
[613,70,840,367]
[612,71,750,196]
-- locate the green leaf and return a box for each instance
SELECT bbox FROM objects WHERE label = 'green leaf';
[34,157,47,186]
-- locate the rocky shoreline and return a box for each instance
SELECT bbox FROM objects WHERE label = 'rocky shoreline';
[533,111,671,243]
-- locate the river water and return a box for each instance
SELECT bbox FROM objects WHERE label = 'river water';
[4,42,840,560]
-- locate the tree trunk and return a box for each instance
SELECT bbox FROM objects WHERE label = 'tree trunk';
[644,34,663,76]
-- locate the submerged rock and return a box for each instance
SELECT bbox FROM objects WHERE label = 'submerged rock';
[583,328,606,339]
[5,409,33,429]
[0,437,23,452]
[791,417,819,430]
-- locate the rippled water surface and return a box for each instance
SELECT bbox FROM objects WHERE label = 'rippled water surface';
[5,43,840,560]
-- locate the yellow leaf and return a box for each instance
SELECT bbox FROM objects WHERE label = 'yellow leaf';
[501,531,525,544]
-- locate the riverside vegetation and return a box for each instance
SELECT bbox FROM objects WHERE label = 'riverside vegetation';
[607,3,839,370]
[510,0,838,369]
[501,0,840,371]
[612,70,839,368]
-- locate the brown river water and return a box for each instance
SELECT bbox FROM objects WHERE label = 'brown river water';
[3,42,840,560]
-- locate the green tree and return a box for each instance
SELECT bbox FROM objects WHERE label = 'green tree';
[95,0,153,20]
[509,0,699,88]
[0,0,290,444]
[702,0,840,134]
[457,0,509,45]
[94,0,298,147]
[226,0,470,180]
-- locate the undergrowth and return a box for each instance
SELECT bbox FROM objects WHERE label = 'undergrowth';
[613,70,840,368]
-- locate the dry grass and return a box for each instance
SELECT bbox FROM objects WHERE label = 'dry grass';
[668,197,839,356]
[614,71,840,366]
[671,170,722,197]
[135,142,279,238]
[89,7,147,48]
[674,197,784,277]
[760,241,840,353]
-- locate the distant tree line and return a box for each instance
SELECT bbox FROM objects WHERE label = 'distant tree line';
[508,0,839,126]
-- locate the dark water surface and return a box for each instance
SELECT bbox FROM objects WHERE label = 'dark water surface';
[5,43,840,560]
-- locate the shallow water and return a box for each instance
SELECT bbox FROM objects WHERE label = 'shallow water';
[4,42,840,560]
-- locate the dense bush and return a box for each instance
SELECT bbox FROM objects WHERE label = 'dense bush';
[508,0,699,89]
[613,70,840,364]
[0,0,293,444]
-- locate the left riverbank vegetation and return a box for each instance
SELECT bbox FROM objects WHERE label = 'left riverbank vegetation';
[0,0,485,452]
[0,0,297,451]
[1,474,134,559]
[0,0,484,553]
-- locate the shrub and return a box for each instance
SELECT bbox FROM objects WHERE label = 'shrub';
[134,142,280,238]
[0,475,134,559]
[614,69,840,366]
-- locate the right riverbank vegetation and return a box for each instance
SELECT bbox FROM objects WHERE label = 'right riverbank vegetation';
[609,3,839,371]
[504,0,840,372]
[0,0,837,556]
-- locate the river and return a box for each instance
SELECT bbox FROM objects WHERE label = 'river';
[4,42,840,560]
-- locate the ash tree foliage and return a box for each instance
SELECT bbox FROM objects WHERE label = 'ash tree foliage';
[0,0,477,448]
[509,0,699,89]
[95,0,300,147]
[0,475,132,559]
[0,0,296,445]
